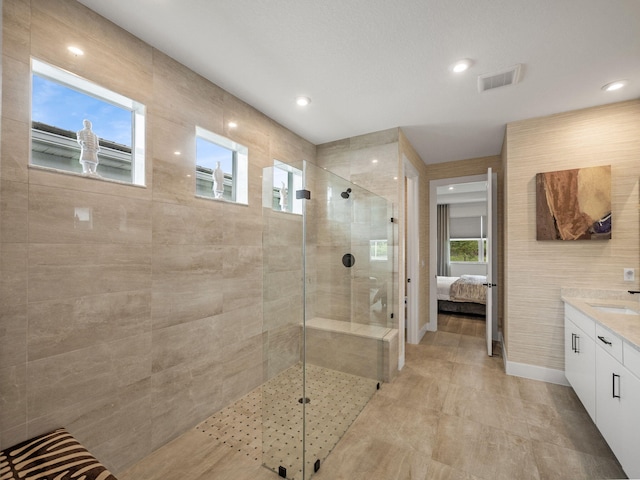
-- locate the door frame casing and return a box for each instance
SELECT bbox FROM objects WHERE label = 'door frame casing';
[404,157,420,345]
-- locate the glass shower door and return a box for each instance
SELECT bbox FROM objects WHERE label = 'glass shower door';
[302,162,392,479]
[261,161,393,480]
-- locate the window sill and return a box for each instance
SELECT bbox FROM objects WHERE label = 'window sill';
[195,194,248,206]
[28,164,146,188]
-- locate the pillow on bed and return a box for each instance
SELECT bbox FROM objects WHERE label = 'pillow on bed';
[0,427,117,480]
[459,274,486,283]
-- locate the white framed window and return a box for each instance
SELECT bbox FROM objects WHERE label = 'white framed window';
[195,126,248,205]
[272,160,302,214]
[30,58,146,186]
[370,239,388,261]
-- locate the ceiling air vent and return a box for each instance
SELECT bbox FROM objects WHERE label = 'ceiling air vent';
[477,64,522,92]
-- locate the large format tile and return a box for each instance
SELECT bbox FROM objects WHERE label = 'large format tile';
[0,243,28,306]
[450,362,521,398]
[26,377,152,471]
[28,243,151,303]
[0,117,29,182]
[523,401,613,457]
[2,0,30,63]
[531,440,625,480]
[151,244,224,329]
[28,290,151,361]
[28,184,152,244]
[432,414,540,480]
[0,365,27,433]
[0,303,27,367]
[1,180,28,243]
[152,201,224,245]
[442,384,530,438]
[27,333,151,419]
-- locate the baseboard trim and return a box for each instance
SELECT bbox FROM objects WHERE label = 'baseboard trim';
[501,336,569,386]
[418,322,429,342]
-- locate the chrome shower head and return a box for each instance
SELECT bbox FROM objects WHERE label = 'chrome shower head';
[341,188,352,199]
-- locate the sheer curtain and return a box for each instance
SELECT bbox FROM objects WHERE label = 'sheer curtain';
[437,204,450,277]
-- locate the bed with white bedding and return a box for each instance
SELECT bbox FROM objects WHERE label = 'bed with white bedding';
[437,275,487,316]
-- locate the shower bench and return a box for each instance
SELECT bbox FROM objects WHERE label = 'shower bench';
[304,318,398,383]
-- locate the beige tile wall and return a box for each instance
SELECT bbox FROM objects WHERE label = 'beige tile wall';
[316,129,400,331]
[504,100,640,370]
[315,129,431,370]
[0,0,315,472]
[262,207,303,381]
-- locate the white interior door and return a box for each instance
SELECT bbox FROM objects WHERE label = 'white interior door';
[485,168,498,356]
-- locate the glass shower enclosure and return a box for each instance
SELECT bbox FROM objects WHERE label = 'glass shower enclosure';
[262,160,394,480]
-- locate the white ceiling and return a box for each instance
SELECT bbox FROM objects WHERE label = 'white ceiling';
[76,0,640,165]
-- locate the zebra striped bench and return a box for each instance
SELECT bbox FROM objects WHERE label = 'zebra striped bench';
[0,428,117,480]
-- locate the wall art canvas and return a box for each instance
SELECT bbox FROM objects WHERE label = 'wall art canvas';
[536,165,611,240]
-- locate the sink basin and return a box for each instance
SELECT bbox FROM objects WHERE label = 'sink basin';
[590,305,640,315]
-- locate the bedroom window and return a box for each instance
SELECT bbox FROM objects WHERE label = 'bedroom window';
[31,58,146,185]
[370,239,388,261]
[449,238,487,262]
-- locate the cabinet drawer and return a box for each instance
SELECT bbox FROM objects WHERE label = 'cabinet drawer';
[596,324,623,363]
[624,342,640,379]
[565,304,596,339]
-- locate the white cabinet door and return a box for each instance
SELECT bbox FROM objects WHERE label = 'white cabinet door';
[596,345,640,478]
[564,316,596,421]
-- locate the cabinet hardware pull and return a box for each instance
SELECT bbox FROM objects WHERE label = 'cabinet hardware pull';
[571,333,576,352]
[598,335,612,346]
[574,334,580,353]
[612,373,621,399]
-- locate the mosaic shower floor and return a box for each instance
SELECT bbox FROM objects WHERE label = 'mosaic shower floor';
[196,363,379,480]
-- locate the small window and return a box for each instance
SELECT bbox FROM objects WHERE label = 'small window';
[195,127,248,204]
[449,238,487,262]
[272,160,302,214]
[30,59,146,186]
[370,239,388,261]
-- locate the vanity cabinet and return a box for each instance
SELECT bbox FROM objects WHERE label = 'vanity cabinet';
[564,302,640,478]
[564,308,596,421]
[595,339,640,479]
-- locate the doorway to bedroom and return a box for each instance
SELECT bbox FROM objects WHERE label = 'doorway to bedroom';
[428,171,498,356]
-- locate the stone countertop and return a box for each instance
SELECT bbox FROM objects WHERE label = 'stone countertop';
[562,295,640,351]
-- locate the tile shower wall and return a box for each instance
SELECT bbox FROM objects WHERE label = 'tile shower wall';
[316,130,400,328]
[262,207,303,381]
[0,0,315,473]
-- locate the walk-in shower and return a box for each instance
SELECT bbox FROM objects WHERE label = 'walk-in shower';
[262,160,396,480]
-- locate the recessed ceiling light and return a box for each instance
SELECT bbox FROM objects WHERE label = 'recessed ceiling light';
[296,96,311,107]
[174,151,181,156]
[228,121,238,128]
[448,186,454,190]
[602,80,627,92]
[67,46,84,56]
[451,59,473,73]
[372,159,378,164]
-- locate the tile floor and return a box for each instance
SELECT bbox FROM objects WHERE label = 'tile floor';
[119,313,627,480]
